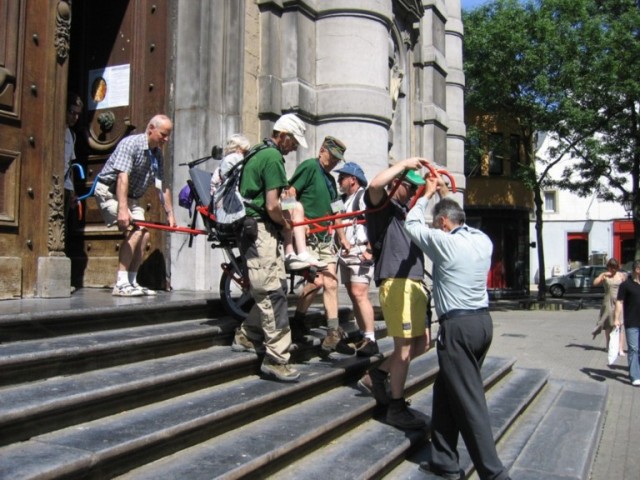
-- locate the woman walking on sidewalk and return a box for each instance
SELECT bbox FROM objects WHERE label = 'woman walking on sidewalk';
[592,258,627,364]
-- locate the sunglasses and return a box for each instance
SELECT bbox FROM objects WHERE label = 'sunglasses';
[402,182,418,193]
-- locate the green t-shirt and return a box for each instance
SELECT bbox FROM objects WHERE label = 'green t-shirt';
[239,146,288,219]
[289,158,338,223]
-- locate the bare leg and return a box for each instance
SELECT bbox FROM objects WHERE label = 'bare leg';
[347,281,374,335]
[322,264,339,320]
[118,228,146,272]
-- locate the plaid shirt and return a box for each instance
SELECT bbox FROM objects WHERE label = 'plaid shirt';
[98,133,164,199]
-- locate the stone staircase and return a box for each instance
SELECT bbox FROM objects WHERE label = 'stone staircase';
[0,296,607,479]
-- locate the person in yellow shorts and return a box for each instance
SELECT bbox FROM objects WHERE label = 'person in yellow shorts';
[357,158,431,430]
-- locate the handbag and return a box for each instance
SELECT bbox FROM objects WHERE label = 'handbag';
[608,326,620,366]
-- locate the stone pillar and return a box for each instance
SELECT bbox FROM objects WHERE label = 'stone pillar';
[444,0,467,199]
[169,0,246,291]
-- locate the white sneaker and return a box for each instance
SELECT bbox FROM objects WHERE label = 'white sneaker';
[112,283,144,297]
[297,251,328,269]
[132,283,157,296]
[632,379,640,386]
[285,253,310,271]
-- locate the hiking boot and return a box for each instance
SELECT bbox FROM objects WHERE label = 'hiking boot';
[112,283,144,297]
[290,322,311,342]
[386,397,426,430]
[285,253,310,272]
[132,283,157,296]
[335,338,357,355]
[321,326,346,352]
[418,463,463,480]
[260,357,300,382]
[369,367,391,406]
[356,338,379,357]
[231,329,263,353]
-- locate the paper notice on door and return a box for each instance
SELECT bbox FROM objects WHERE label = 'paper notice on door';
[87,64,131,110]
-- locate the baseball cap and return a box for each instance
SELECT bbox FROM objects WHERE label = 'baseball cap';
[402,169,426,186]
[273,113,308,149]
[335,162,368,187]
[322,136,347,160]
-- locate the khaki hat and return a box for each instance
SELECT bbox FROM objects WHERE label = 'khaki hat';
[322,136,347,160]
[273,113,308,149]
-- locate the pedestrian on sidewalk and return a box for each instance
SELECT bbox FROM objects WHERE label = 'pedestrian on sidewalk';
[592,258,627,365]
[404,172,511,480]
[614,259,640,387]
[357,157,431,430]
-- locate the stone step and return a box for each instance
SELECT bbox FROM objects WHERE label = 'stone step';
[0,316,238,385]
[503,379,607,479]
[386,367,549,479]
[0,296,225,342]
[274,357,520,480]
[113,350,444,480]
[0,341,393,480]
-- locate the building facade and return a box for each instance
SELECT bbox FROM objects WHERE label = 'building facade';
[530,132,633,285]
[0,0,467,298]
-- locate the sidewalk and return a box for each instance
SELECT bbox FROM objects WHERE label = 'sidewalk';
[488,304,640,480]
[0,288,637,479]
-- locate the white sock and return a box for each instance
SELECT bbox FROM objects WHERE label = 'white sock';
[364,331,376,342]
[128,272,138,285]
[117,271,129,286]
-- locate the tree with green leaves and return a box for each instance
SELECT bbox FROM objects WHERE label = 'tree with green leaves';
[463,0,640,299]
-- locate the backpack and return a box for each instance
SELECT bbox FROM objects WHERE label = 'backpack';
[211,139,276,230]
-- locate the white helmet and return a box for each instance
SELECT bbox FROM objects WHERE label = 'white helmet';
[273,113,308,149]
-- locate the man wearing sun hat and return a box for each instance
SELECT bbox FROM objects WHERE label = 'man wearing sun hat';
[231,112,308,383]
[332,161,378,358]
[286,136,349,350]
[356,158,431,431]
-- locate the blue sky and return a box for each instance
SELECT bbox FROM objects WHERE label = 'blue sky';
[461,0,491,10]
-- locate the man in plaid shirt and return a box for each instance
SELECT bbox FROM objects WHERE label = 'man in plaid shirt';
[95,114,176,296]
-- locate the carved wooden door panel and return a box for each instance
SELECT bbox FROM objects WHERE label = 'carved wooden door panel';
[66,0,169,289]
[0,0,25,297]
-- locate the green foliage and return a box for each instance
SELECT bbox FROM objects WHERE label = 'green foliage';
[464,0,640,201]
[463,0,640,293]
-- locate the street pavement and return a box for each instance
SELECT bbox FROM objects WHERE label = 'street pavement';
[487,299,640,480]
[1,289,638,479]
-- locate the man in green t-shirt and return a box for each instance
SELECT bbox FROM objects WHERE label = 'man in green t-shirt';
[287,136,349,352]
[230,113,307,383]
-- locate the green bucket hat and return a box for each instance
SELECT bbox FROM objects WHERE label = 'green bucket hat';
[322,136,347,160]
[402,169,426,186]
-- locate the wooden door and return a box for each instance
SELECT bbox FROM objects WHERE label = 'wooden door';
[66,0,170,289]
[1,0,73,298]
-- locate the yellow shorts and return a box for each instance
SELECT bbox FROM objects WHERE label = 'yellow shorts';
[379,278,427,338]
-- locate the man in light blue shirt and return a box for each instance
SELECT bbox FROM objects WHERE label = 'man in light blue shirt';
[404,174,510,480]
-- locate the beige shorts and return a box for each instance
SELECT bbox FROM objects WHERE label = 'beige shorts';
[308,239,338,264]
[94,181,145,227]
[339,258,373,285]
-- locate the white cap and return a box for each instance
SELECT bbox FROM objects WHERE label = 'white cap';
[273,113,308,149]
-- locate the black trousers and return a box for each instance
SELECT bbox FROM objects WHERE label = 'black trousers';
[430,312,509,480]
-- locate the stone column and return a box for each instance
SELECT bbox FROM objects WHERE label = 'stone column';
[169,0,246,291]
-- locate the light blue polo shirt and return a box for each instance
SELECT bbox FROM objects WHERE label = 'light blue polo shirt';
[404,197,492,317]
